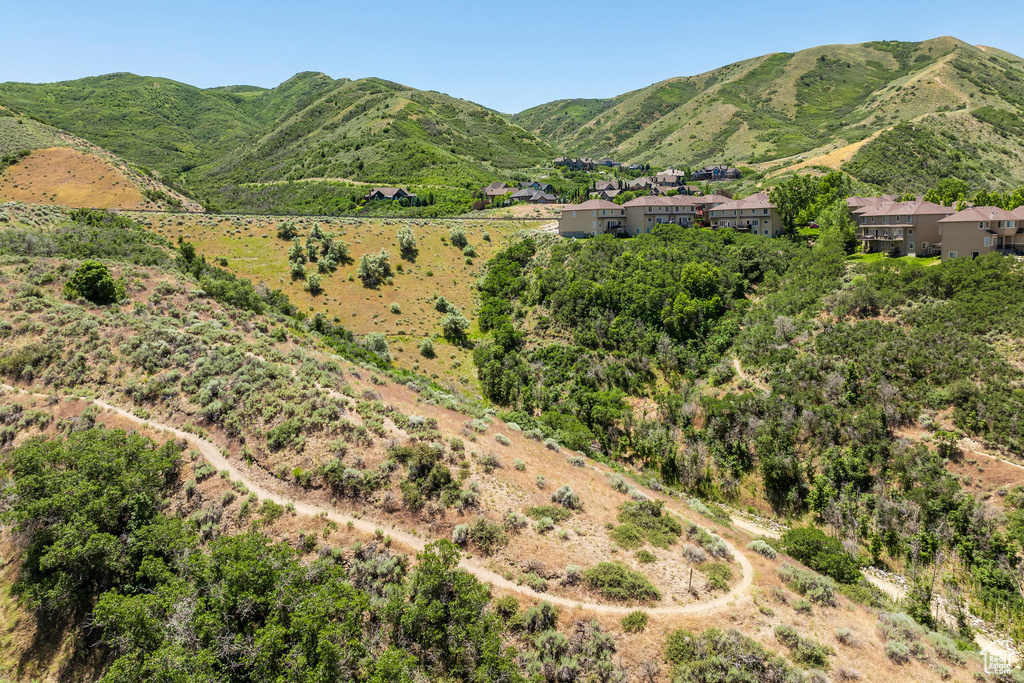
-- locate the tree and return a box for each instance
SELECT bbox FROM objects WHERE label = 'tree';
[362,332,392,362]
[305,272,323,295]
[816,197,857,254]
[449,226,468,248]
[441,310,470,341]
[390,541,520,681]
[357,250,393,287]
[397,226,417,258]
[63,260,124,304]
[3,429,182,613]
[276,221,298,240]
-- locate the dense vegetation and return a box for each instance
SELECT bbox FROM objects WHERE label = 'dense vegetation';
[474,192,1024,640]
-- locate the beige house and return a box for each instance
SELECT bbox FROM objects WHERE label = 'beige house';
[557,199,626,238]
[622,195,699,235]
[708,193,781,236]
[853,200,953,256]
[938,206,1022,260]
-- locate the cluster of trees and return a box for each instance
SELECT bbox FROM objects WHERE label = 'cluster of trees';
[2,428,638,681]
[473,228,799,455]
[473,203,1024,640]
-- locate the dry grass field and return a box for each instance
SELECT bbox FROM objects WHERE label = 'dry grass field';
[134,212,545,391]
[0,147,148,209]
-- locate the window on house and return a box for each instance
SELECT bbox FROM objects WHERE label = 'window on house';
[753,219,759,226]
[909,242,914,250]
[984,237,991,247]
[948,251,958,258]
[908,229,913,235]
[571,211,577,218]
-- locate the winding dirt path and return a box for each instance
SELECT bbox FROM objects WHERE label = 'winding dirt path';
[2,385,754,617]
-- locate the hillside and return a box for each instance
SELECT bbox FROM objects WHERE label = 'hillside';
[0,204,1008,682]
[513,37,1024,188]
[0,105,200,210]
[0,72,553,210]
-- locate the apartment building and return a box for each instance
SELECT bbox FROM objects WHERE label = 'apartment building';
[556,199,626,238]
[852,200,953,256]
[938,206,1022,259]
[707,193,781,236]
[621,195,699,235]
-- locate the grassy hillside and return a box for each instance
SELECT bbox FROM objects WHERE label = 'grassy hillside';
[514,37,1024,189]
[0,204,1003,682]
[0,72,553,212]
[0,106,200,210]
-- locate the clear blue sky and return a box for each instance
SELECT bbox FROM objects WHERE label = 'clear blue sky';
[4,0,1022,113]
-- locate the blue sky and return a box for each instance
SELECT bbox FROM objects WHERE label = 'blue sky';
[3,0,1023,113]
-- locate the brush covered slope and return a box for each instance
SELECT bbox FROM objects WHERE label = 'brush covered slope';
[471,218,1024,650]
[514,37,1024,188]
[0,208,1005,681]
[0,72,552,212]
[0,104,200,211]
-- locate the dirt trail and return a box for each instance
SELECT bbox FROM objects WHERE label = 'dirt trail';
[2,385,754,617]
[864,568,1020,665]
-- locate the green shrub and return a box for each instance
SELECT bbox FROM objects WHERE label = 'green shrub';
[581,562,660,602]
[622,610,649,633]
[780,527,861,584]
[609,523,644,549]
[618,499,682,547]
[704,563,734,591]
[467,517,508,555]
[513,458,526,471]
[635,549,657,564]
[493,595,518,622]
[747,539,777,559]
[666,628,804,681]
[885,640,910,664]
[551,485,581,510]
[775,625,834,669]
[526,505,572,523]
[778,564,839,606]
[63,260,124,304]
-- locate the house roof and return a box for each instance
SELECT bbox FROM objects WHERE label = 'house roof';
[1010,206,1024,220]
[938,206,1019,223]
[694,194,734,205]
[367,187,412,198]
[855,201,954,217]
[569,199,622,211]
[711,193,775,212]
[622,195,699,208]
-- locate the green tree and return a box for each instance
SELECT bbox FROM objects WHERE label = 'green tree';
[63,260,124,304]
[390,540,521,681]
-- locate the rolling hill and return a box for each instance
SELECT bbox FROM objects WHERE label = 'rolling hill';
[0,72,553,204]
[0,104,201,210]
[513,37,1024,188]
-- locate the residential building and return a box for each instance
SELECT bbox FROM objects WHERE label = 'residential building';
[655,168,687,186]
[554,157,596,172]
[598,158,621,167]
[939,206,1022,259]
[510,188,558,204]
[622,195,699,235]
[691,165,741,182]
[708,193,780,236]
[365,187,416,201]
[593,179,624,193]
[557,199,626,238]
[480,181,514,202]
[852,200,953,256]
[519,180,556,194]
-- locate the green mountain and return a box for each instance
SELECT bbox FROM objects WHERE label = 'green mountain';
[0,72,553,195]
[513,37,1024,188]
